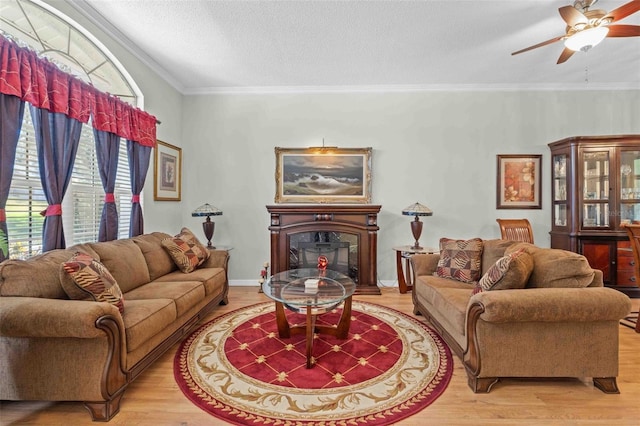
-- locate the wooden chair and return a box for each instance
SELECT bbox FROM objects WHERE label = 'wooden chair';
[496,218,534,244]
[623,224,640,333]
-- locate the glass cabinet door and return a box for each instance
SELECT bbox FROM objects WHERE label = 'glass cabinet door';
[553,154,568,227]
[619,150,640,225]
[582,151,610,228]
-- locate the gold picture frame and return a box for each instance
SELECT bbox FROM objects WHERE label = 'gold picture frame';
[496,154,542,209]
[275,147,372,204]
[154,140,182,201]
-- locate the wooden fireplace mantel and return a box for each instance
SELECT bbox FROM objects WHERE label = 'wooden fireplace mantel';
[267,204,382,295]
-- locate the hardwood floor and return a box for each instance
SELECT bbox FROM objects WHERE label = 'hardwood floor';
[1,286,639,425]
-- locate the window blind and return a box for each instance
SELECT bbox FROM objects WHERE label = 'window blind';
[6,111,133,259]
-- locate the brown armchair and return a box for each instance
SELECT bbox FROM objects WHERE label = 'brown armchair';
[496,218,534,243]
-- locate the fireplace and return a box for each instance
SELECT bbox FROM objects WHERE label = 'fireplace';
[267,204,381,295]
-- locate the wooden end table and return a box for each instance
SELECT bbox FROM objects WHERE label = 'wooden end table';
[392,245,437,294]
[262,268,356,368]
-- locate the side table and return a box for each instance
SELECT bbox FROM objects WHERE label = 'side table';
[392,245,437,294]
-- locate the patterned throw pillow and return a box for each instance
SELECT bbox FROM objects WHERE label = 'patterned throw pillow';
[435,237,484,283]
[61,252,125,314]
[161,227,210,273]
[474,248,533,294]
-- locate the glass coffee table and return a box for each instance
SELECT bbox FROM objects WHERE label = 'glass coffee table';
[262,268,356,368]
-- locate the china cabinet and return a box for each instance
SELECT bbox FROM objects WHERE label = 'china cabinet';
[549,135,640,297]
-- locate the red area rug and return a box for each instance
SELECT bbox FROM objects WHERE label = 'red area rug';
[174,301,452,425]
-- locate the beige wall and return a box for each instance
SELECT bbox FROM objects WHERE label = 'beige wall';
[42,1,640,285]
[182,90,640,284]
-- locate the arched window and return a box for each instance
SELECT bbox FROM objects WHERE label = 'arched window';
[1,0,144,258]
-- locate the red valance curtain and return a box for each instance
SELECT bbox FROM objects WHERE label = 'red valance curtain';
[0,34,156,147]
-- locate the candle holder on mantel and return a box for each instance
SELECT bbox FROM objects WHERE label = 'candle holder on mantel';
[402,202,433,249]
[191,203,223,248]
[258,262,270,293]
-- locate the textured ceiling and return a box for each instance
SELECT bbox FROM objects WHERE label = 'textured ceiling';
[71,0,640,94]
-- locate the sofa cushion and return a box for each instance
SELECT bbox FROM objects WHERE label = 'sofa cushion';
[121,298,177,353]
[475,248,533,293]
[505,243,595,288]
[161,227,210,273]
[435,237,483,283]
[154,267,227,297]
[423,285,470,336]
[132,232,177,281]
[88,239,150,293]
[60,252,125,314]
[481,239,518,276]
[0,249,74,299]
[125,280,205,318]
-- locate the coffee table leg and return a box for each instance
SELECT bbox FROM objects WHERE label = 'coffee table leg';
[335,296,352,339]
[306,305,317,368]
[275,302,290,338]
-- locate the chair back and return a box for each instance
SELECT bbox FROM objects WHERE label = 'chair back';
[496,218,534,244]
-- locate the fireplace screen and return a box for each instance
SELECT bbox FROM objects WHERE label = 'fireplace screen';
[289,232,358,282]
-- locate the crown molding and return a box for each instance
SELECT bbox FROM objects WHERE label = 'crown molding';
[184,82,640,95]
[61,1,640,97]
[65,0,185,94]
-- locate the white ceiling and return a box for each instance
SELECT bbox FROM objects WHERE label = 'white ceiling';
[71,0,640,94]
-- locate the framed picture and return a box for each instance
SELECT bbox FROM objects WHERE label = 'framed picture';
[154,140,182,201]
[496,154,542,209]
[275,147,372,204]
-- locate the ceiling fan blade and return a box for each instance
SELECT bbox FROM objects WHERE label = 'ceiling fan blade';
[557,47,576,64]
[512,35,565,55]
[606,24,640,37]
[558,5,588,26]
[604,0,640,22]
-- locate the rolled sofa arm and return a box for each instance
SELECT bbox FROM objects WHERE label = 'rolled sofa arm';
[201,249,230,269]
[0,297,124,338]
[410,253,440,277]
[469,287,631,323]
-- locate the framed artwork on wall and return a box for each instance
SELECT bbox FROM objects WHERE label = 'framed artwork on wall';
[154,140,182,201]
[275,147,372,203]
[496,154,542,209]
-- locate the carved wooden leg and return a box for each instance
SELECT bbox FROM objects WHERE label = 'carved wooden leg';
[467,374,499,393]
[83,392,124,421]
[593,377,620,394]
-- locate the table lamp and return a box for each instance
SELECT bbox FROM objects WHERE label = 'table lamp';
[402,202,433,249]
[191,203,223,248]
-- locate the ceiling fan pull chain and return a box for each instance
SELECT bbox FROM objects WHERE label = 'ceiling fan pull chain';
[584,51,590,84]
[585,64,589,84]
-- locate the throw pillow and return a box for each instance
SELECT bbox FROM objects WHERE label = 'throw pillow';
[474,248,533,293]
[161,227,210,273]
[60,252,125,314]
[435,237,484,283]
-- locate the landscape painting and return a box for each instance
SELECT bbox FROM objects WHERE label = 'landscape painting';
[275,147,372,203]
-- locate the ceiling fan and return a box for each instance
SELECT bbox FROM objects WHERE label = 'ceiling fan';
[512,0,640,64]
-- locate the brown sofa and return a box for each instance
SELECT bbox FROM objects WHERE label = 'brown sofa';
[411,239,631,394]
[0,231,229,421]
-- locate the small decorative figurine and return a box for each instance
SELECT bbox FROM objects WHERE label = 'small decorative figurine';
[317,255,328,270]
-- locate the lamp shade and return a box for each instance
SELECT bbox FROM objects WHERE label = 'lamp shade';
[191,203,223,217]
[564,27,609,52]
[402,202,433,217]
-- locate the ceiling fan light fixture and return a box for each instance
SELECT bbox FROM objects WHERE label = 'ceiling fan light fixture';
[564,26,609,51]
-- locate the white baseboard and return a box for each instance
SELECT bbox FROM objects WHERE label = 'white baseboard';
[229,279,398,288]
